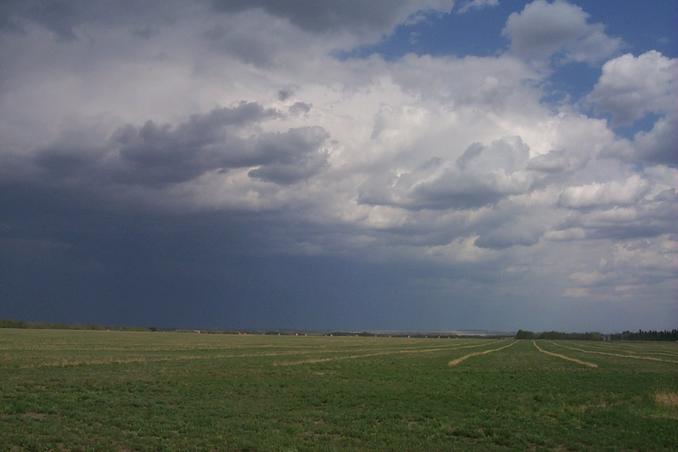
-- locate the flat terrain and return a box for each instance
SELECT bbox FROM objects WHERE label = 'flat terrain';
[1,329,677,450]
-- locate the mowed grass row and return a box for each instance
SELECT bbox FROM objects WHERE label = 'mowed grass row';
[558,340,678,358]
[1,330,677,450]
[0,329,490,368]
[545,341,678,365]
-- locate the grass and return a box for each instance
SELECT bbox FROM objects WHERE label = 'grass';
[1,329,677,450]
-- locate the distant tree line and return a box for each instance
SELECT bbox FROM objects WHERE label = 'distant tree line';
[326,331,510,339]
[609,329,678,341]
[0,319,150,331]
[516,329,678,341]
[515,330,603,340]
[3,320,675,341]
[0,319,27,329]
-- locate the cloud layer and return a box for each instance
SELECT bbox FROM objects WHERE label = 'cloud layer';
[1,0,676,331]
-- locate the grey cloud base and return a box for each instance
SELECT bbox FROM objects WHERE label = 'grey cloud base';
[24,102,329,188]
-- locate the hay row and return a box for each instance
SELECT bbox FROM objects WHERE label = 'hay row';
[447,341,517,367]
[571,343,678,358]
[550,342,678,364]
[14,341,490,369]
[275,340,502,366]
[532,341,597,368]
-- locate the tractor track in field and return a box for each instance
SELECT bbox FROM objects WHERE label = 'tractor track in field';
[532,341,598,368]
[447,341,517,367]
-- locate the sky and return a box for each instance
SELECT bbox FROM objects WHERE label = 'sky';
[0,0,676,332]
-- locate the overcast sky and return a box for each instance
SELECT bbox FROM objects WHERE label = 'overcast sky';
[1,0,676,332]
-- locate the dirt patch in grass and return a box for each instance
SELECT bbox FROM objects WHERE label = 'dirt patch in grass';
[22,412,47,420]
[533,341,598,368]
[655,392,678,408]
[447,341,517,367]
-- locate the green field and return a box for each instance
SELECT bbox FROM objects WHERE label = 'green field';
[1,329,677,450]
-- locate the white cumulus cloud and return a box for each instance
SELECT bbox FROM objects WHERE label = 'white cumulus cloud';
[587,51,678,125]
[503,0,621,65]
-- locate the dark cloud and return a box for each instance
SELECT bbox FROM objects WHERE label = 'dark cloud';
[599,116,678,168]
[472,208,550,249]
[409,171,526,210]
[277,87,296,101]
[289,101,312,115]
[474,230,540,249]
[527,149,582,173]
[632,115,678,167]
[22,102,329,188]
[211,0,453,37]
[35,146,100,178]
[202,1,453,66]
[0,0,81,39]
[203,23,283,67]
[0,0,183,39]
[245,127,329,184]
[112,102,278,184]
[116,122,328,184]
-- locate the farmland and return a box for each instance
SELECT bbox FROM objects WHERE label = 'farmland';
[1,329,677,450]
